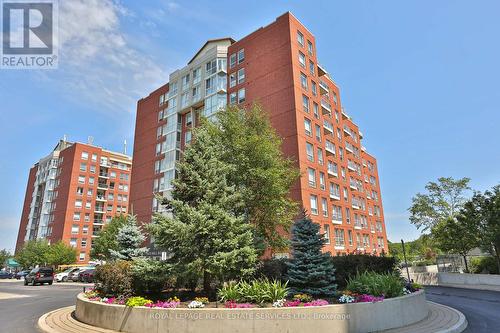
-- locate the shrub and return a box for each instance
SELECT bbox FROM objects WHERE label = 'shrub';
[255,258,289,281]
[131,259,173,295]
[94,261,133,297]
[470,256,499,274]
[331,255,398,289]
[217,279,289,305]
[346,271,404,298]
[125,296,152,307]
[293,293,312,302]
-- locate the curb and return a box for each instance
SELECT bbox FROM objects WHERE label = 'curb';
[427,301,468,333]
[37,306,75,333]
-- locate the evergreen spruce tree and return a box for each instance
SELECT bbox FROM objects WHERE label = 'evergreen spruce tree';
[110,214,147,260]
[149,126,257,292]
[286,214,337,297]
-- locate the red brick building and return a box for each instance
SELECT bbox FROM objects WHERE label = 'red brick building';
[16,139,132,263]
[130,12,389,255]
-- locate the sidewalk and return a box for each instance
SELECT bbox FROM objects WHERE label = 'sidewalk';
[38,301,467,333]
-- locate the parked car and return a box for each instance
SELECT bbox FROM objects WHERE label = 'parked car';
[0,271,13,279]
[55,268,80,282]
[24,267,54,286]
[68,267,93,282]
[78,269,95,283]
[15,270,30,280]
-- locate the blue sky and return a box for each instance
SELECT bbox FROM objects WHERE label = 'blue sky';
[1,0,499,252]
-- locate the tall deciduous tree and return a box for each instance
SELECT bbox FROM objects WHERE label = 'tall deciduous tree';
[110,214,147,261]
[286,214,337,297]
[46,241,77,267]
[0,249,12,267]
[409,177,471,231]
[208,105,300,250]
[90,215,127,260]
[149,127,257,292]
[15,240,49,268]
[476,186,500,272]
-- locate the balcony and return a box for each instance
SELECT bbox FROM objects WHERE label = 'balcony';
[96,196,106,202]
[325,141,335,155]
[334,245,345,251]
[94,206,105,213]
[97,183,108,190]
[347,161,357,172]
[341,108,349,119]
[343,125,352,137]
[98,172,109,178]
[354,223,362,230]
[320,99,332,115]
[327,167,338,177]
[359,131,364,139]
[323,120,334,134]
[319,80,329,95]
[332,216,342,224]
[94,220,104,225]
[349,181,358,191]
[330,192,341,200]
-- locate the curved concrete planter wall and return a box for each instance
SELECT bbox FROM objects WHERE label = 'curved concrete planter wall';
[75,290,428,333]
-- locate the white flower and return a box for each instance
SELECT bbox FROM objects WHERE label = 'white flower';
[403,288,411,295]
[338,294,355,304]
[188,300,205,308]
[272,299,285,308]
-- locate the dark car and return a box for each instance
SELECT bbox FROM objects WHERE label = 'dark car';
[15,270,30,280]
[0,271,13,279]
[78,269,95,283]
[24,267,54,286]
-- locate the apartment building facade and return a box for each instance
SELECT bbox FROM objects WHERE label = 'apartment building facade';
[16,139,132,263]
[130,12,389,255]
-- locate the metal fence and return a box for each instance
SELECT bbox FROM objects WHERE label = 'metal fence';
[436,254,493,273]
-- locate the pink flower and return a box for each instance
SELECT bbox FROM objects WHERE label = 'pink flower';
[146,300,180,308]
[303,299,329,307]
[224,301,254,308]
[356,294,384,303]
[284,299,301,307]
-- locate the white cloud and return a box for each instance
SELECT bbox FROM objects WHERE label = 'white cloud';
[45,0,167,113]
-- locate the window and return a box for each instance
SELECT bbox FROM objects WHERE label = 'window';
[159,94,165,105]
[315,124,321,141]
[317,148,324,165]
[186,112,192,126]
[73,212,80,221]
[310,195,318,215]
[306,142,314,162]
[192,67,201,85]
[237,68,245,84]
[300,72,308,90]
[82,225,89,234]
[229,53,237,68]
[229,73,236,88]
[81,239,87,248]
[70,238,77,247]
[321,198,328,217]
[76,187,83,196]
[192,86,200,101]
[71,225,79,234]
[345,208,351,224]
[302,95,310,113]
[332,205,343,222]
[84,213,90,222]
[297,31,304,46]
[185,131,192,144]
[88,177,94,185]
[304,118,312,136]
[206,59,216,76]
[333,92,338,105]
[75,199,82,208]
[80,163,87,171]
[89,165,96,173]
[81,152,88,160]
[237,49,245,64]
[85,201,91,209]
[348,230,353,245]
[311,81,317,96]
[307,40,313,55]
[298,51,306,67]
[79,252,85,261]
[229,92,237,105]
[309,60,315,75]
[324,225,330,244]
[319,172,326,190]
[238,88,246,103]
[335,229,345,247]
[313,102,319,119]
[181,73,190,91]
[110,171,116,178]
[91,154,97,162]
[307,168,316,187]
[330,183,340,198]
[181,92,189,108]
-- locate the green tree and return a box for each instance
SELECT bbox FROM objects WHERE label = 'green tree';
[149,126,257,292]
[46,241,77,267]
[110,214,147,261]
[0,249,12,267]
[286,214,337,297]
[409,177,471,231]
[432,212,481,272]
[15,240,49,268]
[207,105,300,250]
[476,186,500,272]
[90,215,127,260]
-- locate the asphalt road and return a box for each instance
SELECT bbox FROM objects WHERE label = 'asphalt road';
[425,286,500,332]
[0,279,92,333]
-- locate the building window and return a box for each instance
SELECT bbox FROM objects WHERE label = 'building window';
[315,124,321,141]
[70,238,77,247]
[306,142,314,162]
[302,95,309,113]
[76,187,83,196]
[309,60,315,75]
[307,168,316,188]
[310,195,318,215]
[81,239,87,248]
[237,49,245,64]
[335,229,345,247]
[181,73,190,91]
[75,199,82,208]
[192,67,201,85]
[319,172,326,190]
[297,30,304,46]
[206,59,217,76]
[80,163,87,171]
[186,112,192,126]
[238,88,246,103]
[71,225,79,234]
[81,152,88,160]
[307,40,313,55]
[229,53,237,68]
[313,102,319,119]
[324,225,330,244]
[229,92,237,105]
[229,73,236,88]
[84,213,90,222]
[73,212,80,221]
[237,68,245,84]
[348,230,353,245]
[304,118,312,136]
[317,148,324,165]
[88,177,94,185]
[311,81,317,96]
[345,207,351,224]
[82,225,88,234]
[79,252,85,261]
[91,154,97,162]
[321,197,328,217]
[185,131,192,144]
[300,72,308,90]
[298,51,306,67]
[89,165,96,173]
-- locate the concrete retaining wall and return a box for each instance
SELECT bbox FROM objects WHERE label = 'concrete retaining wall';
[75,291,428,333]
[438,272,500,286]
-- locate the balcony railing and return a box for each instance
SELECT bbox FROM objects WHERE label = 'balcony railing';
[325,141,335,155]
[332,215,343,224]
[323,120,334,134]
[320,99,331,114]
[319,80,329,95]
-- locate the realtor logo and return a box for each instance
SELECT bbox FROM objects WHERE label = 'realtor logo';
[1,0,58,69]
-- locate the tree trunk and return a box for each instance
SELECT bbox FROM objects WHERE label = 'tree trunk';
[494,245,500,274]
[203,270,211,293]
[463,255,469,273]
